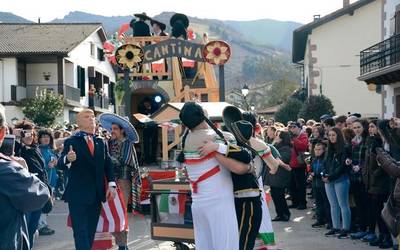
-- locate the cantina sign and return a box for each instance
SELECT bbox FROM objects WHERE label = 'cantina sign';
[141,38,204,63]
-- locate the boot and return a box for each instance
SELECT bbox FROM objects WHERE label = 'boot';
[370,234,384,246]
[379,235,393,249]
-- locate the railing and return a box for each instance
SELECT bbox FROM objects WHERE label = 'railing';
[64,85,81,103]
[360,33,400,76]
[92,95,110,110]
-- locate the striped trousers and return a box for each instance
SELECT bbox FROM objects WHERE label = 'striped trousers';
[235,196,262,250]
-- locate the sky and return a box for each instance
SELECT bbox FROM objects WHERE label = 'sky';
[1,0,355,24]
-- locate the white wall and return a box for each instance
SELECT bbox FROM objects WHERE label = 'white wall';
[26,63,58,86]
[0,58,17,102]
[306,1,382,117]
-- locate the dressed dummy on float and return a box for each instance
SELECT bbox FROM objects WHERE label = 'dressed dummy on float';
[150,19,168,36]
[169,13,196,78]
[130,12,151,37]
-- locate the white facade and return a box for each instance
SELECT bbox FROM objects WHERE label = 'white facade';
[303,0,382,117]
[0,26,116,124]
[382,0,400,118]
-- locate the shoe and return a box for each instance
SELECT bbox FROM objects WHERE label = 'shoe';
[392,245,399,250]
[350,231,368,240]
[379,235,393,249]
[282,214,290,222]
[288,204,298,209]
[337,230,350,239]
[325,229,340,237]
[272,215,290,222]
[297,204,307,210]
[362,233,377,243]
[312,221,326,228]
[326,224,332,230]
[38,226,55,236]
[370,234,384,246]
[118,246,129,250]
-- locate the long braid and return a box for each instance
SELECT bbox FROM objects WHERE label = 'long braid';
[204,118,227,144]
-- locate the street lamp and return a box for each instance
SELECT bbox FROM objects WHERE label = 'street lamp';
[241,84,249,97]
[250,104,255,111]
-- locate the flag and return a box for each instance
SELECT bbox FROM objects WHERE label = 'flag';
[158,190,187,215]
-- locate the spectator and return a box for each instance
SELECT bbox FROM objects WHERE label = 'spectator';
[361,120,392,248]
[335,115,347,130]
[342,128,355,145]
[306,119,317,128]
[322,118,335,133]
[267,118,275,126]
[323,127,352,239]
[265,126,277,144]
[349,119,371,241]
[268,130,292,222]
[346,116,358,127]
[288,122,309,210]
[297,118,306,127]
[308,142,331,228]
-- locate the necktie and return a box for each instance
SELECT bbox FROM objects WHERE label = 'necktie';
[87,136,95,156]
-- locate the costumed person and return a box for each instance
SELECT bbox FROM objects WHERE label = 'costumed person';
[243,111,280,249]
[151,19,168,36]
[99,113,141,250]
[138,97,158,165]
[178,102,254,250]
[170,13,189,39]
[58,109,116,250]
[130,13,151,37]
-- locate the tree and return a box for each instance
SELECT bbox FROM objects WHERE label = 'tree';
[22,89,64,127]
[274,98,303,125]
[264,77,298,107]
[298,95,336,121]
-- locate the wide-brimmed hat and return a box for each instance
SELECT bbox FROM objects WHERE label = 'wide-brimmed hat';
[231,120,253,144]
[170,13,189,28]
[99,113,139,143]
[150,19,166,31]
[134,12,151,21]
[222,106,243,133]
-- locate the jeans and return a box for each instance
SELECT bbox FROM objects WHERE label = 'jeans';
[325,176,351,230]
[26,209,42,249]
[270,187,290,218]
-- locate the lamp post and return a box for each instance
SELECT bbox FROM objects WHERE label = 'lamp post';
[241,84,250,110]
[250,104,255,111]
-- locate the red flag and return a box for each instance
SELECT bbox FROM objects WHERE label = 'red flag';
[103,42,115,52]
[118,23,130,36]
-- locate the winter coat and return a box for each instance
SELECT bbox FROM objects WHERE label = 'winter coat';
[290,132,309,168]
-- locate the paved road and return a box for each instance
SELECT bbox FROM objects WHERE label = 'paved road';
[34,199,379,250]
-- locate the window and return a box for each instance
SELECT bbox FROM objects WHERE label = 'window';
[97,48,104,61]
[77,66,86,97]
[17,60,26,87]
[395,11,400,35]
[90,42,95,57]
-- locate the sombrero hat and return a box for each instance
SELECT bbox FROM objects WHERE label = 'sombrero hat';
[150,19,167,31]
[99,113,139,143]
[222,106,243,134]
[134,12,151,21]
[170,13,189,28]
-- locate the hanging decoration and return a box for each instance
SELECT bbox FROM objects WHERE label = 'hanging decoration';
[202,40,231,65]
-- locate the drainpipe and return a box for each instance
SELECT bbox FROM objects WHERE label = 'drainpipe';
[0,59,4,102]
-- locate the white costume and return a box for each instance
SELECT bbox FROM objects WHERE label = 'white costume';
[250,137,277,249]
[184,129,239,250]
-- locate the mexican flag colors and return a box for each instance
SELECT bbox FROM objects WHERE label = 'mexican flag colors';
[158,190,187,215]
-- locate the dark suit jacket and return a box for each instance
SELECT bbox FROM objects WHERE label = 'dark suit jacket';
[58,136,115,204]
[0,159,50,250]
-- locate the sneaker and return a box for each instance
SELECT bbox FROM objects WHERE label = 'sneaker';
[288,204,298,209]
[362,233,377,243]
[312,221,326,228]
[350,231,368,240]
[325,229,340,237]
[38,226,55,236]
[326,224,332,230]
[338,230,350,239]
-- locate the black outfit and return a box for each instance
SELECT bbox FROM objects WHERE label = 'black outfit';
[131,20,151,37]
[267,144,291,220]
[350,141,369,232]
[0,158,50,250]
[363,136,391,239]
[227,145,262,250]
[58,135,115,250]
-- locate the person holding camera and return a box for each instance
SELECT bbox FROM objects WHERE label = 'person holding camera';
[322,128,352,239]
[288,122,309,210]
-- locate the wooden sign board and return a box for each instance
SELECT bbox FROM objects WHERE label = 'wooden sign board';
[141,38,205,63]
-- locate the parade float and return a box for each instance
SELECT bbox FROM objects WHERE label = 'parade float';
[104,12,232,249]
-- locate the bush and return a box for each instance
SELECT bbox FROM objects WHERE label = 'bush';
[274,98,303,125]
[22,89,64,127]
[298,95,335,121]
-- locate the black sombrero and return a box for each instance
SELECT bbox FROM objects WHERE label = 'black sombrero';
[134,12,151,20]
[222,106,243,134]
[150,19,167,31]
[231,120,253,144]
[170,13,189,28]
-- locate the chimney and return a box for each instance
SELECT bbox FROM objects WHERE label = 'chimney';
[313,15,321,21]
[343,0,350,7]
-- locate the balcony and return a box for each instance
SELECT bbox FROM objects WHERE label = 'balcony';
[359,33,400,84]
[26,84,81,106]
[90,95,110,112]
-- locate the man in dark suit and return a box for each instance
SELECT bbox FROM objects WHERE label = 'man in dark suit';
[58,109,116,250]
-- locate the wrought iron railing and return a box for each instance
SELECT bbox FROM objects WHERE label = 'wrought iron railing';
[64,85,81,103]
[360,33,400,76]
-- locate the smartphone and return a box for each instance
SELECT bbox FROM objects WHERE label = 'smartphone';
[1,134,16,156]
